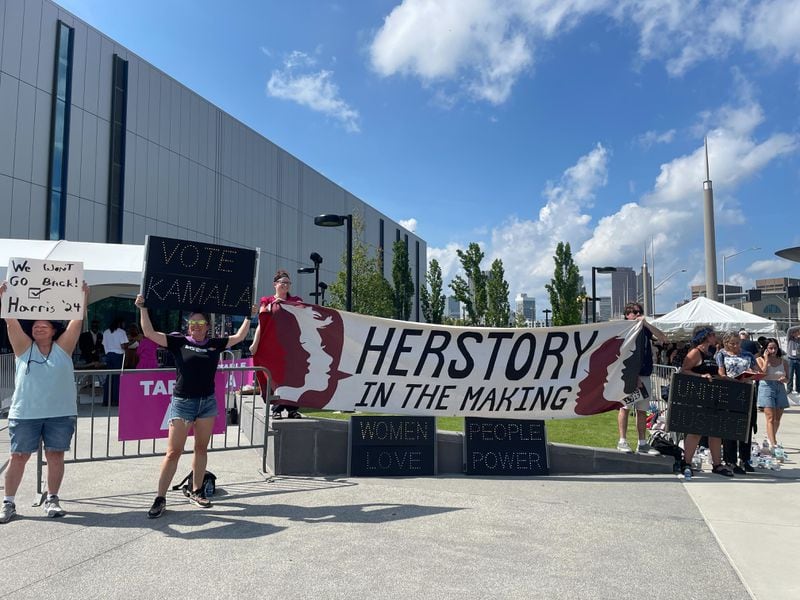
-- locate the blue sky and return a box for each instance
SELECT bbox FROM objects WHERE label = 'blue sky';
[58,0,800,313]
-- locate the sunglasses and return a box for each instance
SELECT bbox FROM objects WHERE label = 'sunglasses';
[187,319,207,326]
[626,310,642,316]
[275,279,291,285]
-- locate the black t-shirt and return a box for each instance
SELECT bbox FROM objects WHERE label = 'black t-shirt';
[166,335,229,398]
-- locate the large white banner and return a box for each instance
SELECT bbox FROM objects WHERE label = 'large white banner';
[253,302,645,420]
[2,258,84,320]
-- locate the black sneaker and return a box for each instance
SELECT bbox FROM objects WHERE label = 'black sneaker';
[287,410,303,419]
[188,489,212,508]
[147,496,166,519]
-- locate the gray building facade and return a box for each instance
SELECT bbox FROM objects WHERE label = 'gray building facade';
[0,0,425,316]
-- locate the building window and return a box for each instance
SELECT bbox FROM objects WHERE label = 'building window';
[47,21,75,240]
[763,304,782,314]
[107,54,129,243]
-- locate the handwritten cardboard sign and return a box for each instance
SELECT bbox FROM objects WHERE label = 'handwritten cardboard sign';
[2,258,84,320]
[141,235,258,316]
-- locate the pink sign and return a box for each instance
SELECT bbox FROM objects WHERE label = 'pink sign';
[118,359,255,442]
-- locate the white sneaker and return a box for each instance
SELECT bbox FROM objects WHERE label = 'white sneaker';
[0,501,16,524]
[44,495,65,518]
[637,442,660,456]
[617,440,632,453]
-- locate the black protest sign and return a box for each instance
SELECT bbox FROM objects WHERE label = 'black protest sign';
[349,416,436,476]
[142,236,257,316]
[464,417,549,476]
[667,372,754,441]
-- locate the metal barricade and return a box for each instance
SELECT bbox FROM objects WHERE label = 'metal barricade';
[31,363,278,503]
[0,352,14,417]
[651,363,678,414]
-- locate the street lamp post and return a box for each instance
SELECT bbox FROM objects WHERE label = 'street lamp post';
[314,214,353,311]
[543,308,551,327]
[652,268,686,315]
[318,281,327,305]
[722,247,761,305]
[583,296,595,324]
[591,266,617,323]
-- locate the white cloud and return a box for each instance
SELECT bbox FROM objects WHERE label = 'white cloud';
[399,218,418,232]
[746,258,796,275]
[426,93,798,309]
[636,129,676,148]
[267,51,360,132]
[369,0,800,105]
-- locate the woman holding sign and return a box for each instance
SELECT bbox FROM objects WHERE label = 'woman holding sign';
[0,280,89,524]
[135,295,256,518]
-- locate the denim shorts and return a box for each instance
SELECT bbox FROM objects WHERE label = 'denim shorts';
[167,394,218,424]
[9,417,76,454]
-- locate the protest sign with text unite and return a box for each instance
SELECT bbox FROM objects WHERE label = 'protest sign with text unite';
[2,258,84,320]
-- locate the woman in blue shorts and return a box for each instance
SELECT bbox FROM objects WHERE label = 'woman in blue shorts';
[0,281,89,524]
[756,338,790,452]
[135,294,256,518]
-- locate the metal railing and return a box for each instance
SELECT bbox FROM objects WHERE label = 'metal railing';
[28,363,277,502]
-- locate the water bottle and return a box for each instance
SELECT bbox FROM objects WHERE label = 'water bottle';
[691,455,702,471]
[762,438,770,452]
[774,446,785,462]
[683,467,692,480]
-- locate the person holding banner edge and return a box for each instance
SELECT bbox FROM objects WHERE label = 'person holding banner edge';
[0,280,89,524]
[135,294,257,518]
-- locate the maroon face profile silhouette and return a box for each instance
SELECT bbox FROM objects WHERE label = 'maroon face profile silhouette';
[574,333,641,416]
[253,301,350,409]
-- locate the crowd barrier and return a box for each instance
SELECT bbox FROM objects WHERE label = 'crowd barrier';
[27,361,277,503]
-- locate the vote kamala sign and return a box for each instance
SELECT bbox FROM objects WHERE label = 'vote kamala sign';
[2,258,84,320]
[252,302,644,420]
[141,235,258,316]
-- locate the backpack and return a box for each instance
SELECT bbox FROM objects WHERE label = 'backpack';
[172,471,216,498]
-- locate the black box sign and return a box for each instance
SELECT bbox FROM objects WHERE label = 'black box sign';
[464,418,549,476]
[142,236,257,316]
[349,416,436,476]
[667,372,754,441]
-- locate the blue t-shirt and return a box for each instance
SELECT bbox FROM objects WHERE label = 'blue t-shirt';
[10,343,77,419]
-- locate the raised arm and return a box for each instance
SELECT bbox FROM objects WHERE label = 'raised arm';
[227,304,258,348]
[0,281,31,357]
[134,294,168,347]
[56,281,89,355]
[640,317,668,344]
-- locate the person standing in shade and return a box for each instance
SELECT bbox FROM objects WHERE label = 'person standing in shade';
[785,326,800,401]
[680,326,732,477]
[78,319,103,366]
[251,269,304,420]
[739,329,760,357]
[135,295,256,518]
[101,316,129,406]
[0,281,89,524]
[615,302,667,454]
[716,330,761,474]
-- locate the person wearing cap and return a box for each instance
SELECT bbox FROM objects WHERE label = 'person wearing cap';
[0,280,89,523]
[250,269,304,419]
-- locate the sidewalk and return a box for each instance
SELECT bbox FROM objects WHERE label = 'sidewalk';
[1,407,798,599]
[682,401,800,600]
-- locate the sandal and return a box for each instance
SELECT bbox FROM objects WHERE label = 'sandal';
[711,464,734,477]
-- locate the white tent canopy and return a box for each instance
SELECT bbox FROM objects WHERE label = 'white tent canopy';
[0,238,144,303]
[649,296,778,341]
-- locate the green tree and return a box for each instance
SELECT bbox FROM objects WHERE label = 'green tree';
[391,239,414,320]
[328,215,394,317]
[545,241,582,326]
[513,311,528,327]
[485,258,511,327]
[449,242,487,326]
[420,258,446,324]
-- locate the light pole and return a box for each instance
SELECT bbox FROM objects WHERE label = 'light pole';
[314,214,353,311]
[543,308,551,327]
[722,247,760,305]
[591,266,617,323]
[652,268,686,315]
[318,281,327,306]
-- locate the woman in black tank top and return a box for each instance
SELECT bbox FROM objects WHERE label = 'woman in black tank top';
[680,326,734,477]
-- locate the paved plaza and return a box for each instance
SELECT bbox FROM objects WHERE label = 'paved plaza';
[1,406,799,600]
